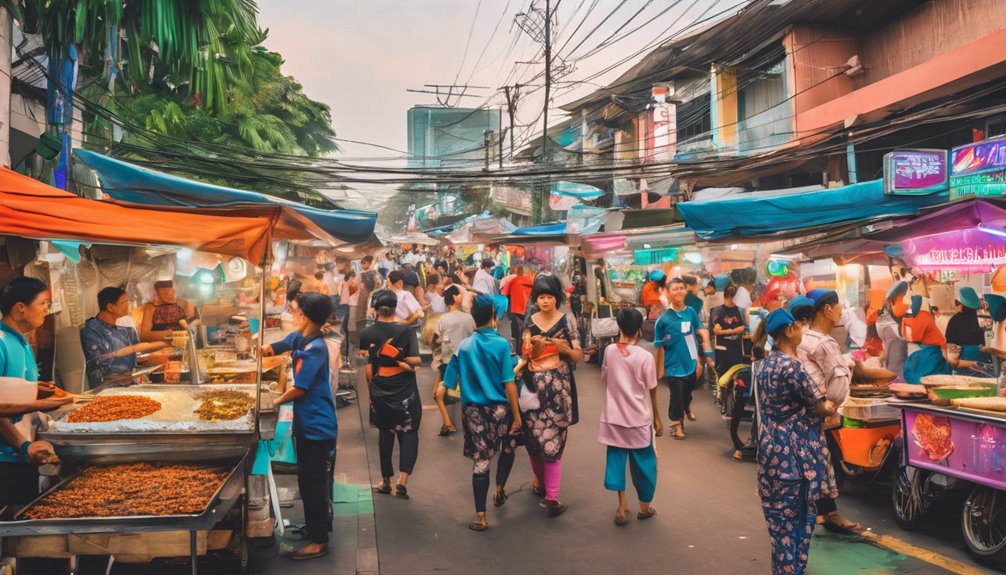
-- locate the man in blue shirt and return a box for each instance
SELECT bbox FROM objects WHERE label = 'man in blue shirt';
[81,286,169,388]
[654,277,714,440]
[0,277,70,504]
[443,294,521,532]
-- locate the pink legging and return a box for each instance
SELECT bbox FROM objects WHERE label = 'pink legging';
[528,455,562,500]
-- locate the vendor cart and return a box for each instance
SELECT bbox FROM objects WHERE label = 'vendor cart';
[893,403,1006,562]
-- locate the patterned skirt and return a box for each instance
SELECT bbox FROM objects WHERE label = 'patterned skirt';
[523,362,573,461]
[462,404,511,461]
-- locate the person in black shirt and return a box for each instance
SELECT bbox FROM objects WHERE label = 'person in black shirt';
[945,286,987,369]
[710,284,746,377]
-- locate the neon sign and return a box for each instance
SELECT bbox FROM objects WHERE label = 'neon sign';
[950,136,1006,201]
[883,149,948,195]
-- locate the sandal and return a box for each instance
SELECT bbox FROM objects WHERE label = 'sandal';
[395,484,410,499]
[732,450,744,462]
[670,423,686,440]
[438,425,457,437]
[373,483,391,495]
[637,507,657,520]
[822,513,862,535]
[614,510,629,526]
[544,499,567,517]
[493,489,508,508]
[468,520,489,532]
[686,411,697,422]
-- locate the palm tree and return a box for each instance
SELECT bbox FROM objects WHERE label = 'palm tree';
[4,0,261,188]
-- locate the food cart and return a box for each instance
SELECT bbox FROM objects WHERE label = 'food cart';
[0,167,343,573]
[893,399,1006,561]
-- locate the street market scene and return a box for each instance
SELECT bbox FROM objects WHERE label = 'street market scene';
[3,0,1006,574]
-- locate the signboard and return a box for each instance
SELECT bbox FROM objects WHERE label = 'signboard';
[904,408,1006,491]
[950,135,1006,200]
[882,149,948,195]
[900,228,1006,271]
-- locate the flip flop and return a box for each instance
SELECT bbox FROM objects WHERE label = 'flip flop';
[395,484,410,499]
[493,489,508,507]
[373,484,391,495]
[637,507,657,520]
[822,516,862,535]
[438,425,457,437]
[468,521,489,532]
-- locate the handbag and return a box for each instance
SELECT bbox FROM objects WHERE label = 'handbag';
[591,316,619,339]
[518,383,540,411]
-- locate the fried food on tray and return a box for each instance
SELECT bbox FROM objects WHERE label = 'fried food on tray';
[913,413,954,462]
[194,389,255,421]
[65,395,161,423]
[21,463,228,519]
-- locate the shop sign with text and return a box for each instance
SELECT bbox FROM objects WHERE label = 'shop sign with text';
[883,149,948,195]
[950,135,1006,200]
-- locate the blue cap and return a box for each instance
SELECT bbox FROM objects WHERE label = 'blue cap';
[987,294,1006,322]
[713,273,730,291]
[886,281,909,302]
[787,296,814,314]
[649,270,666,282]
[764,309,796,337]
[959,287,981,310]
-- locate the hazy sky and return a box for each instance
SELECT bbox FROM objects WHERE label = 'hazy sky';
[258,0,733,168]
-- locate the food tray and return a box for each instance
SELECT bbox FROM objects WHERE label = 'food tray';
[841,398,900,422]
[0,452,247,537]
[46,385,256,433]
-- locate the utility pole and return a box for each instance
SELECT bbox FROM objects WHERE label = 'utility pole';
[539,0,552,224]
[502,84,520,161]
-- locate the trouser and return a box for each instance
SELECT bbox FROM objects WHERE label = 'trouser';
[528,455,562,501]
[472,459,492,514]
[295,437,336,545]
[816,429,841,516]
[378,429,419,478]
[665,374,696,422]
[510,314,525,352]
[604,444,657,502]
[762,479,815,575]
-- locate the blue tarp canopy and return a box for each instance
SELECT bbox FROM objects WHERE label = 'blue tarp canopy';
[75,149,377,244]
[677,179,949,241]
[512,222,568,236]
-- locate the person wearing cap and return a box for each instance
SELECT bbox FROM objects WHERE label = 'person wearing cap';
[797,289,860,534]
[472,258,499,296]
[432,285,476,436]
[901,295,952,384]
[945,287,988,369]
[755,309,837,575]
[82,287,170,388]
[599,308,660,527]
[140,279,198,342]
[361,289,423,499]
[641,270,666,317]
[877,281,910,381]
[442,294,521,532]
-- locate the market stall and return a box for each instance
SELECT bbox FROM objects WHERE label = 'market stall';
[0,166,336,573]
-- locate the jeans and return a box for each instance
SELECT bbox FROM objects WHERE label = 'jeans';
[295,437,336,545]
[665,374,696,422]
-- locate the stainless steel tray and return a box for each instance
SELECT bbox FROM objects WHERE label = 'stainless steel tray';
[0,451,248,537]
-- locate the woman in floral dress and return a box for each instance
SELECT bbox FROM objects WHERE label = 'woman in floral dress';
[518,274,582,517]
[755,309,836,575]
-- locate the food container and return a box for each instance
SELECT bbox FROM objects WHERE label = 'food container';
[929,384,997,402]
[170,330,189,348]
[834,424,900,468]
[164,361,183,384]
[0,377,36,404]
[841,397,900,422]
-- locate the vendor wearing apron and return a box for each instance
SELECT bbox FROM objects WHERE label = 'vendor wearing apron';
[0,278,66,505]
[140,279,198,342]
[945,287,989,372]
[901,295,952,384]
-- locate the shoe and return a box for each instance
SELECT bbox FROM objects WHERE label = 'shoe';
[493,489,508,508]
[395,484,409,499]
[637,507,657,520]
[372,483,391,495]
[291,543,329,561]
[438,425,457,437]
[544,499,567,517]
[686,411,697,422]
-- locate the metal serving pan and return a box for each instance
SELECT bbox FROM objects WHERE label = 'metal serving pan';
[0,451,248,537]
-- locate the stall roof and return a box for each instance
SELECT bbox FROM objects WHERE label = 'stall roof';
[676,179,948,241]
[864,198,1006,242]
[75,149,377,244]
[512,222,568,237]
[0,166,296,262]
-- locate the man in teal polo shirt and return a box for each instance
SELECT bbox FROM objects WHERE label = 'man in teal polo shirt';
[443,294,521,532]
[654,277,714,441]
[0,277,67,504]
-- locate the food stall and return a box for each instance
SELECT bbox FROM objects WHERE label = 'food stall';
[0,166,341,573]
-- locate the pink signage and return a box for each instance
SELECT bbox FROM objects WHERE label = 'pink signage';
[901,228,1006,271]
[883,149,948,195]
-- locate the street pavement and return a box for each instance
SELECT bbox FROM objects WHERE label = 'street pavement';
[95,351,998,574]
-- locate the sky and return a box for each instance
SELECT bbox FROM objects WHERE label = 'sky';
[257,0,735,206]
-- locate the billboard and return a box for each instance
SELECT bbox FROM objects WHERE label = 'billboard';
[882,149,948,195]
[949,135,1006,200]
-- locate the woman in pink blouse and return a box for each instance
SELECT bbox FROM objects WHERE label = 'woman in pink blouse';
[599,308,662,526]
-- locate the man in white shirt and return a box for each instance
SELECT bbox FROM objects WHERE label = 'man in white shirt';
[472,258,499,295]
[387,270,424,324]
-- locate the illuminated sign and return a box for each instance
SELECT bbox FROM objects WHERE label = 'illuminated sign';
[883,149,948,195]
[949,135,1006,200]
[901,228,1006,271]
